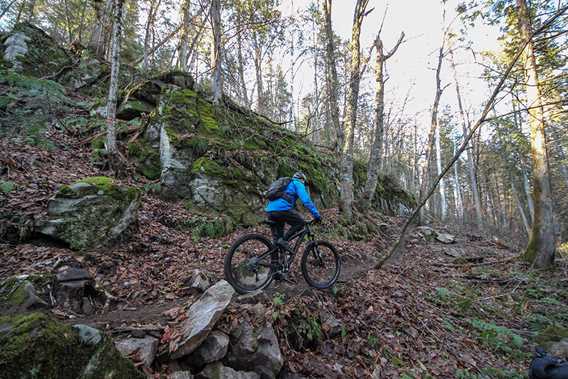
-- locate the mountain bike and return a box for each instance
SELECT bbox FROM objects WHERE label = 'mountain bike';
[224,220,341,294]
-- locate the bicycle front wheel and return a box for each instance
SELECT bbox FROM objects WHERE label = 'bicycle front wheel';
[224,234,275,294]
[300,240,341,289]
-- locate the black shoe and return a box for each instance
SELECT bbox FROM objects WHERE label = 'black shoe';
[276,238,290,251]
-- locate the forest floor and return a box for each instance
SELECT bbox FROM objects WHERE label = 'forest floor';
[1,133,568,378]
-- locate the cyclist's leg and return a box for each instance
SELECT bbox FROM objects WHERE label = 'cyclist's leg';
[266,212,285,266]
[282,209,306,241]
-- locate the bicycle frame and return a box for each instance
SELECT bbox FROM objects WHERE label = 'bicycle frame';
[252,223,315,274]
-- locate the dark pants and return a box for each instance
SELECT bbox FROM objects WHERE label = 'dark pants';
[266,210,305,264]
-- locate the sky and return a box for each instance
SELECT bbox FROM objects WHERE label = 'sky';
[279,0,504,137]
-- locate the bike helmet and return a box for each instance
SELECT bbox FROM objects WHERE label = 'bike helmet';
[292,171,308,183]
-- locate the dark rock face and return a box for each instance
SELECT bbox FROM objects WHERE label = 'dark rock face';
[39,177,141,250]
[225,321,283,379]
[0,312,144,379]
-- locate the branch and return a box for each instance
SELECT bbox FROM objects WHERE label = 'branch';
[376,3,568,269]
[384,31,405,60]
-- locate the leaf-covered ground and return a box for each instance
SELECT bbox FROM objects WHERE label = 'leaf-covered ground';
[1,130,567,379]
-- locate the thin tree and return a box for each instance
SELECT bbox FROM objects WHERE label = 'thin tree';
[517,0,556,267]
[322,0,342,152]
[340,0,370,221]
[105,0,125,168]
[362,24,404,209]
[211,0,223,103]
[449,47,483,228]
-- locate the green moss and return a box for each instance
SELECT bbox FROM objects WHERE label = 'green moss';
[0,312,92,378]
[0,180,16,193]
[0,312,143,378]
[192,157,225,177]
[127,140,161,180]
[78,176,113,189]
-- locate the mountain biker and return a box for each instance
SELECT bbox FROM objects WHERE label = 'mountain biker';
[265,172,321,270]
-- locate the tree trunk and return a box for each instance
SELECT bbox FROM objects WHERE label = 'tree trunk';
[322,0,342,153]
[517,0,556,267]
[339,0,369,221]
[105,0,124,163]
[178,0,191,71]
[449,47,482,229]
[143,0,159,71]
[210,0,222,104]
[512,181,531,235]
[452,139,464,221]
[362,31,404,209]
[252,32,265,114]
[235,11,249,107]
[419,38,446,222]
[435,112,448,219]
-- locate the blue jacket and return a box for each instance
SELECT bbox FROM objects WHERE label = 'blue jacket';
[265,178,321,219]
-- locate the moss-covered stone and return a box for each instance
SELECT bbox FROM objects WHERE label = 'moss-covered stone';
[0,312,144,379]
[127,140,161,180]
[40,177,141,250]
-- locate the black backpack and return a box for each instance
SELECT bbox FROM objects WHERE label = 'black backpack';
[264,177,292,201]
[529,348,568,379]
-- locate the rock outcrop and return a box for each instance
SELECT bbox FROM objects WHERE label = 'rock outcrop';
[39,176,140,250]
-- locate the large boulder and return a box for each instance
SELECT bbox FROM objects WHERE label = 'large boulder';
[169,280,234,359]
[186,330,230,367]
[0,275,51,313]
[114,335,159,368]
[39,177,141,250]
[0,312,144,378]
[225,322,283,379]
[197,362,260,379]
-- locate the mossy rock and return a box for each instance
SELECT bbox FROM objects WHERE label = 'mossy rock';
[0,312,144,379]
[0,275,54,312]
[127,140,161,180]
[6,23,72,78]
[40,177,141,250]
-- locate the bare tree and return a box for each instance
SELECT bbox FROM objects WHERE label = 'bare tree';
[339,0,370,221]
[449,48,483,228]
[362,26,404,209]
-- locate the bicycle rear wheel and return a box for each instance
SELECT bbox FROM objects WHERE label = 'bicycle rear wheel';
[224,234,275,294]
[300,240,341,289]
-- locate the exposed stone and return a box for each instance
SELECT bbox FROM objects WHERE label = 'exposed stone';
[184,269,212,295]
[57,267,92,282]
[73,324,103,346]
[170,372,195,379]
[0,277,50,312]
[187,330,230,366]
[320,311,343,338]
[235,290,269,305]
[39,177,140,250]
[115,335,159,367]
[550,339,568,360]
[169,280,235,359]
[416,226,436,238]
[226,322,283,379]
[436,233,456,244]
[197,362,260,379]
